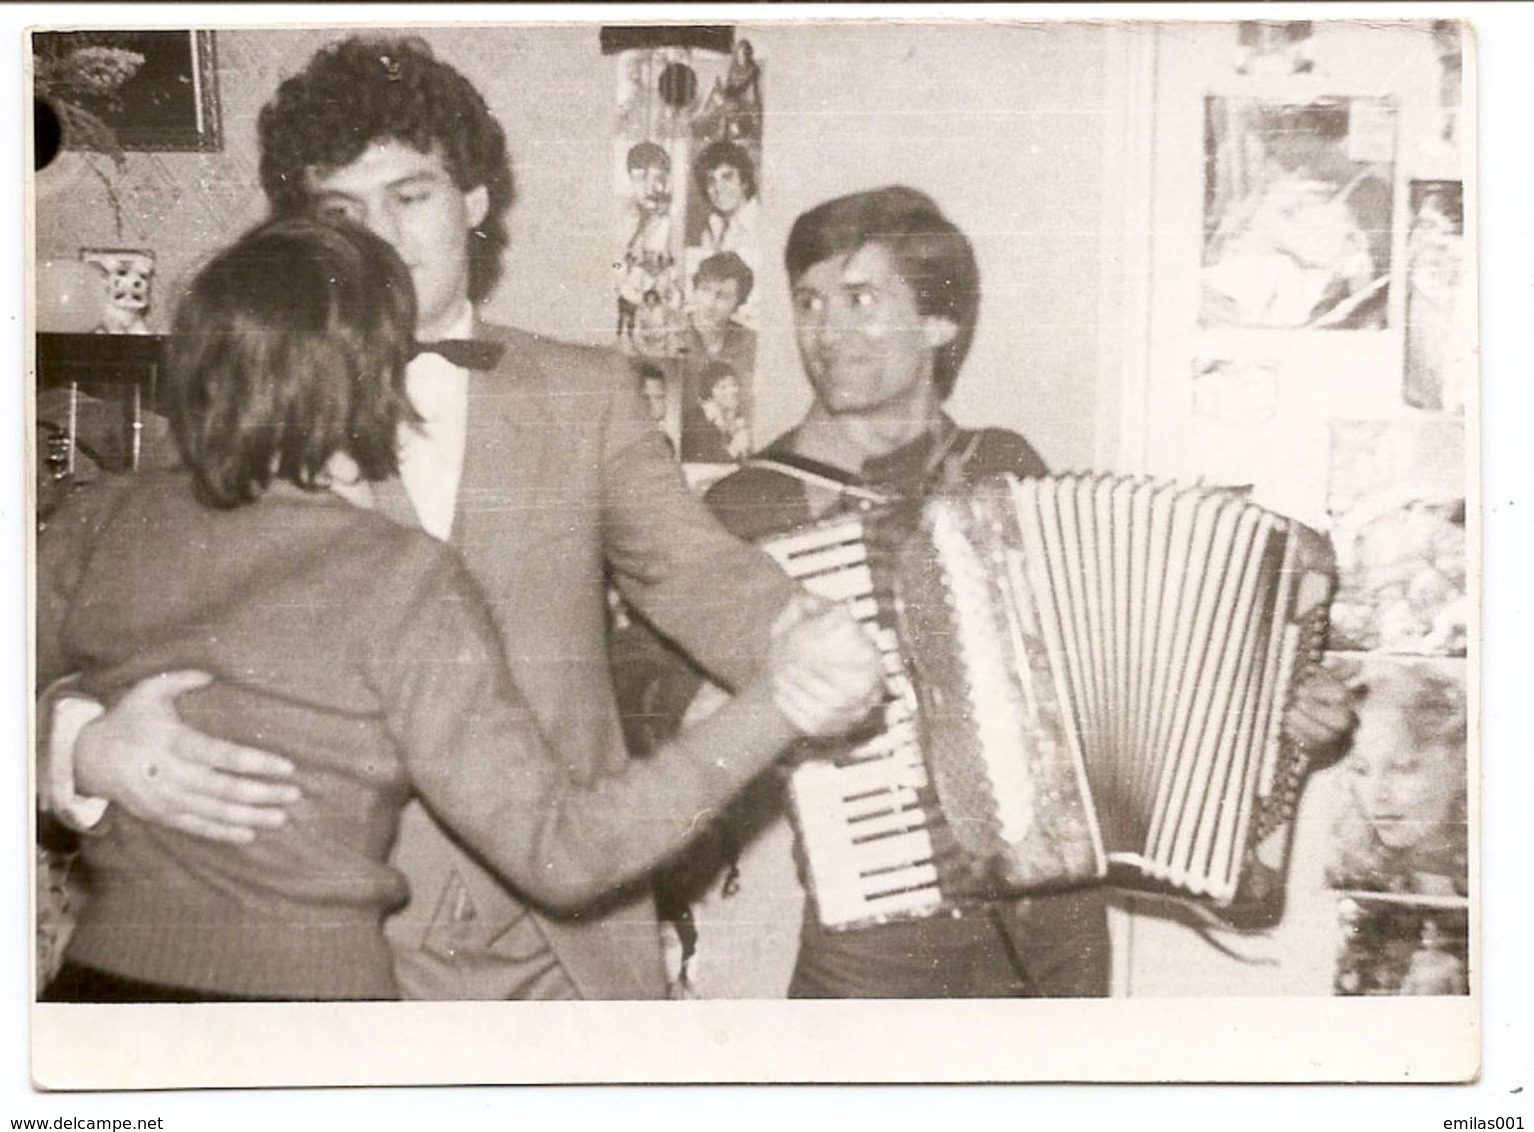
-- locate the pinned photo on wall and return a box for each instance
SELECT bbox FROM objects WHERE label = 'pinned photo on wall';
[1201,96,1395,330]
[693,36,762,147]
[675,250,757,468]
[682,37,763,310]
[1326,419,1466,655]
[612,137,687,360]
[1233,21,1314,76]
[612,40,716,362]
[1334,895,1469,997]
[1190,356,1280,425]
[1403,181,1470,414]
[631,357,680,456]
[684,136,762,299]
[678,358,751,467]
[678,35,763,472]
[1323,655,1468,899]
[1429,21,1463,162]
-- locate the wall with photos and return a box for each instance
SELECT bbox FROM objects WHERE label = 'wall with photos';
[1116,20,1471,997]
[33,21,1120,474]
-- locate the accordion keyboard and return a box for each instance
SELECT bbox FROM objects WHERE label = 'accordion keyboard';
[762,517,948,929]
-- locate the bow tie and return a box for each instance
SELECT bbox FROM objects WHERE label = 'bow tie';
[412,338,504,371]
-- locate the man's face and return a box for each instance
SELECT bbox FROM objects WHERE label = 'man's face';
[705,163,748,216]
[709,373,741,416]
[791,242,954,419]
[641,377,667,422]
[305,139,489,340]
[691,276,742,333]
[630,162,671,214]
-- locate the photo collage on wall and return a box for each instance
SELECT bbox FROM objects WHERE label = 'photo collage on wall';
[1195,22,1472,996]
[1323,432,1468,997]
[1314,23,1469,997]
[611,31,764,486]
[1323,419,1468,999]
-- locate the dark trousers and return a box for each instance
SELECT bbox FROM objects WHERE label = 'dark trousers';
[788,888,1111,999]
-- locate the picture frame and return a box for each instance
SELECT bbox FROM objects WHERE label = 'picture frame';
[33,29,222,154]
[1200,94,1396,331]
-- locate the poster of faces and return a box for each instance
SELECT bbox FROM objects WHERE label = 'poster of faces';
[612,35,762,473]
[1323,655,1468,899]
[1326,419,1467,656]
[1201,95,1395,330]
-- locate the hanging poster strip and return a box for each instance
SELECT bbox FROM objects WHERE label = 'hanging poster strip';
[611,30,764,485]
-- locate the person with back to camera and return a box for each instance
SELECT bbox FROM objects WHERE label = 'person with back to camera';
[35,215,881,1003]
[41,35,883,1002]
[620,185,1358,998]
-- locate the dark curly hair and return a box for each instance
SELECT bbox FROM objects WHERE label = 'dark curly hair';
[167,215,419,508]
[257,35,514,304]
[693,140,758,202]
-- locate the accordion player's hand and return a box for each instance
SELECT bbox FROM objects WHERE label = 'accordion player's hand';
[1283,664,1358,765]
[766,594,884,739]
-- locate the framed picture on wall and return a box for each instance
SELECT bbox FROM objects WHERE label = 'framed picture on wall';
[33,29,222,153]
[1200,95,1395,331]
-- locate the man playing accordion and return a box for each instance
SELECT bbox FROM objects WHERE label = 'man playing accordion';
[619,185,1357,998]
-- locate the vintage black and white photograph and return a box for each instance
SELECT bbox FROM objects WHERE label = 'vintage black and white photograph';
[25,13,1486,1095]
[608,34,762,471]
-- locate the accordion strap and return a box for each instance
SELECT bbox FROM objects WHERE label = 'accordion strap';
[745,426,982,511]
[741,456,893,508]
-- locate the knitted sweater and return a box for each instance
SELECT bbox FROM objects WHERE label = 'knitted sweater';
[37,470,796,999]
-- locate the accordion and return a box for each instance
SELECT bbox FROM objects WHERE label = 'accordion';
[760,473,1334,932]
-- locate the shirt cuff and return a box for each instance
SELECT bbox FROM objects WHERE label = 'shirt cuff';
[48,697,109,832]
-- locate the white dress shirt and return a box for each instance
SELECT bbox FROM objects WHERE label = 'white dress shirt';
[398,304,475,541]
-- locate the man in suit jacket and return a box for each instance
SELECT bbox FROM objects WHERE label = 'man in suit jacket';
[48,35,846,1000]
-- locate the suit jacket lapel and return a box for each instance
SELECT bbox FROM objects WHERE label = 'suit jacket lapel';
[458,323,552,553]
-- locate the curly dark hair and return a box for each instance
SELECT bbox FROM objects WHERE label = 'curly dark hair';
[693,139,757,201]
[167,215,419,508]
[257,35,514,304]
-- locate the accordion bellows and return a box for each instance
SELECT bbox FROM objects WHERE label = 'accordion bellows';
[764,473,1334,933]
